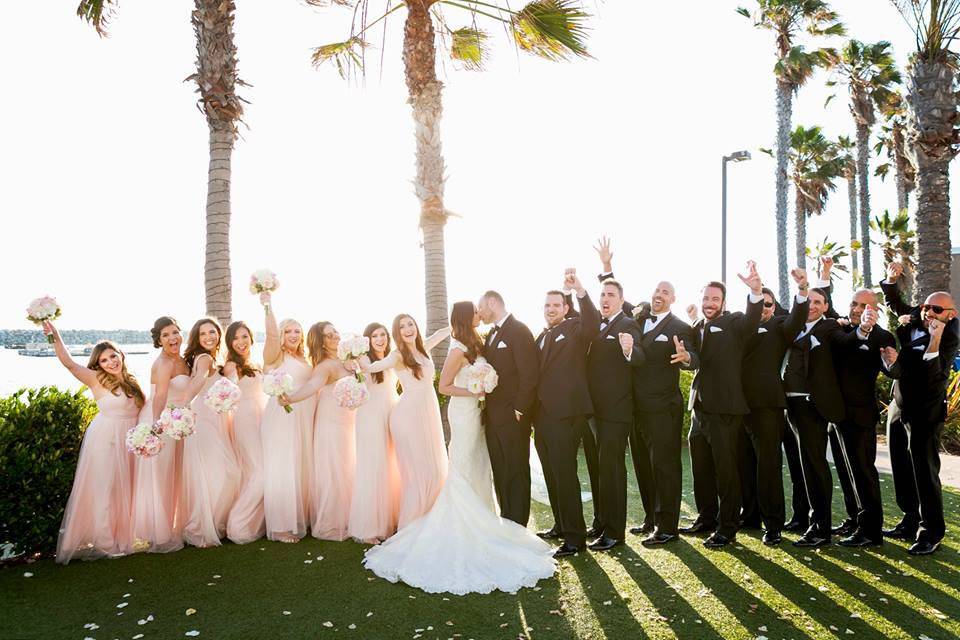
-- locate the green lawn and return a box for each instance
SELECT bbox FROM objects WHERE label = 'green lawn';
[3,452,959,640]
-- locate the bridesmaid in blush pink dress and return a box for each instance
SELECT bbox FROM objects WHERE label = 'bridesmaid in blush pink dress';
[44,323,145,564]
[363,315,450,530]
[284,321,356,541]
[258,291,315,542]
[180,318,241,547]
[223,320,267,544]
[348,322,401,543]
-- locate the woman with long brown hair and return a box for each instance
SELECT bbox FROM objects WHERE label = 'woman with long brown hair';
[360,314,450,529]
[43,321,145,564]
[180,317,241,548]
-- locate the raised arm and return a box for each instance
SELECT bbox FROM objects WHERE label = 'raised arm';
[438,347,476,398]
[566,272,599,345]
[285,364,329,404]
[594,236,635,315]
[43,321,98,389]
[261,292,281,367]
[363,350,401,374]
[620,321,646,368]
[781,269,811,340]
[880,262,916,317]
[733,260,764,337]
[425,325,452,352]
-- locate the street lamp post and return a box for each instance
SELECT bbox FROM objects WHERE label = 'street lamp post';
[722,150,752,283]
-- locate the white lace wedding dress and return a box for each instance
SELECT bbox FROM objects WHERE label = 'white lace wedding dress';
[362,340,556,595]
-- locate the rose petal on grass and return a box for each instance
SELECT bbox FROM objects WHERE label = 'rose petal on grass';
[348,624,356,630]
[23,572,33,578]
[186,608,197,616]
[185,631,200,637]
[366,612,373,618]
[323,621,333,628]
[117,602,128,608]
[133,635,144,640]
[283,611,291,616]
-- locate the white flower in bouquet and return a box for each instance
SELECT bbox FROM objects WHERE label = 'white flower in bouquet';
[337,333,369,383]
[249,269,279,295]
[204,377,242,414]
[333,375,369,409]
[263,368,295,413]
[466,358,498,409]
[26,296,62,343]
[157,405,197,440]
[125,423,164,458]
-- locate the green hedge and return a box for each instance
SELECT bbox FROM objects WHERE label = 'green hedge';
[0,387,98,559]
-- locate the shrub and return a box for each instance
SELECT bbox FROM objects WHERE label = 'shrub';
[0,387,98,559]
[679,369,693,442]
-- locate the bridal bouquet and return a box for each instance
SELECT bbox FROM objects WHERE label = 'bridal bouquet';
[157,405,197,440]
[204,377,242,414]
[333,375,368,409]
[249,269,279,295]
[465,358,498,409]
[126,423,164,458]
[263,368,295,413]
[337,333,369,382]
[26,296,62,343]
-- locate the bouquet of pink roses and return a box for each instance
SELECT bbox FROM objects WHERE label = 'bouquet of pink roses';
[465,358,499,410]
[26,296,62,343]
[204,377,242,414]
[333,375,369,409]
[157,404,197,440]
[263,368,295,413]
[125,423,164,458]
[249,269,279,295]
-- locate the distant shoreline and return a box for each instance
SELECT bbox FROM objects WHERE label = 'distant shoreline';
[1,329,266,348]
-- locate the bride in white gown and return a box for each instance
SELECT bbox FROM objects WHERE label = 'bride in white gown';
[363,302,556,595]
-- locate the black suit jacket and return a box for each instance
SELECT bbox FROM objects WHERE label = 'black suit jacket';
[482,314,539,426]
[587,311,645,423]
[881,280,960,424]
[742,295,809,409]
[833,324,898,427]
[786,317,862,423]
[690,296,764,415]
[534,293,600,420]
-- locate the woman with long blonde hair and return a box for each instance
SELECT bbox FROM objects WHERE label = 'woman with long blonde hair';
[44,322,145,564]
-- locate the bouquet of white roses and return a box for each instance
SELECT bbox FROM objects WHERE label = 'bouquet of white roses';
[465,358,498,409]
[333,375,369,409]
[26,296,62,343]
[126,423,164,458]
[263,368,295,413]
[204,377,242,414]
[249,269,279,296]
[157,404,197,440]
[337,333,369,382]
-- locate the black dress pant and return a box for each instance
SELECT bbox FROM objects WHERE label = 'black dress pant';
[738,428,759,525]
[486,417,531,527]
[583,419,602,532]
[628,412,656,528]
[786,396,833,536]
[888,411,945,543]
[741,407,786,532]
[633,405,682,535]
[534,409,588,548]
[828,425,859,525]
[832,418,883,539]
[593,418,631,540]
[782,419,809,526]
[689,408,744,538]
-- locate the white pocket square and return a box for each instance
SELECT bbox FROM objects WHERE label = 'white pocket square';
[709,325,723,333]
[655,334,669,342]
[757,327,768,334]
[554,333,565,342]
[859,344,870,351]
[913,344,925,351]
[497,341,508,349]
[810,336,821,349]
[606,334,617,340]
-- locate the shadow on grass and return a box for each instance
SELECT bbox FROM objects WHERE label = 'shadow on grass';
[567,551,651,639]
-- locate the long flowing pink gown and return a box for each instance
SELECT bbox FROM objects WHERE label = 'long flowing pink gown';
[131,375,188,553]
[348,369,401,542]
[181,374,242,547]
[227,372,267,544]
[55,391,139,564]
[393,357,448,529]
[311,380,356,540]
[261,356,315,541]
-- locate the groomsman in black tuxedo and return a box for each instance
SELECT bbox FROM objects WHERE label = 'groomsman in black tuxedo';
[533,270,600,557]
[595,237,699,546]
[881,262,959,555]
[585,277,645,551]
[684,262,764,548]
[478,290,539,527]
[740,269,810,546]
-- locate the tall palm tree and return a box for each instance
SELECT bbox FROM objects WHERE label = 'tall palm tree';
[835,135,860,277]
[892,0,960,298]
[785,125,843,265]
[738,0,844,305]
[874,92,917,213]
[828,40,901,287]
[77,0,246,326]
[314,0,589,366]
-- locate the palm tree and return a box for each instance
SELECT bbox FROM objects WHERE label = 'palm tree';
[737,1,844,305]
[785,126,843,265]
[872,208,918,301]
[892,0,960,298]
[77,0,246,325]
[313,0,589,366]
[835,135,860,277]
[828,40,901,288]
[874,92,917,213]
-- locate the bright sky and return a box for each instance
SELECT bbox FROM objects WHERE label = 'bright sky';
[2,1,958,337]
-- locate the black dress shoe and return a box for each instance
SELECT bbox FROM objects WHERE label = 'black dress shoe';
[793,532,830,548]
[553,543,581,558]
[783,518,808,533]
[537,528,562,540]
[588,536,622,551]
[641,532,677,547]
[586,526,601,539]
[679,520,717,535]
[907,540,941,556]
[629,522,655,536]
[704,533,734,549]
[838,533,883,548]
[762,530,782,546]
[831,519,856,536]
[882,521,918,541]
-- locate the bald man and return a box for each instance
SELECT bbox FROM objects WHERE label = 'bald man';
[881,263,960,555]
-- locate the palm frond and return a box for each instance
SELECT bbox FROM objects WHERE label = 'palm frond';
[311,37,369,79]
[450,26,489,70]
[76,0,117,37]
[892,0,960,61]
[775,45,838,89]
[304,0,354,6]
[510,0,590,61]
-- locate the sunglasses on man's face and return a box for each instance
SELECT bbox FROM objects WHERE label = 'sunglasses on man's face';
[922,304,955,314]
[763,302,775,308]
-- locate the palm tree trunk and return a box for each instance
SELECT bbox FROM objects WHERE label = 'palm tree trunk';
[905,59,957,299]
[775,79,793,306]
[847,173,859,277]
[205,126,234,325]
[403,0,448,368]
[892,121,911,213]
[795,188,807,268]
[855,121,873,287]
